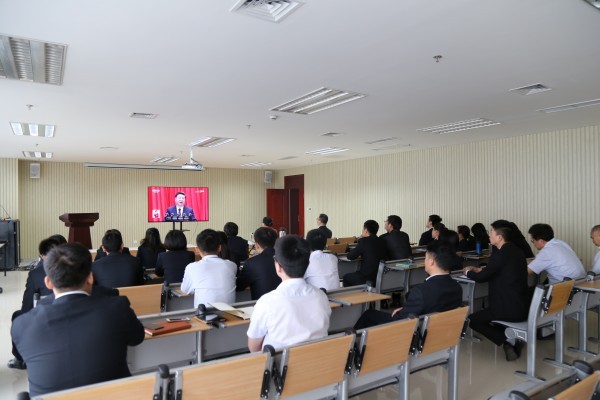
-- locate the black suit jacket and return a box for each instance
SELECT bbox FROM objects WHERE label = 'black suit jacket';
[92,253,144,288]
[21,262,53,312]
[394,274,463,320]
[136,244,166,268]
[380,230,412,260]
[12,293,144,397]
[346,235,384,283]
[236,247,281,300]
[94,247,131,261]
[318,225,333,239]
[154,250,195,284]
[466,242,529,320]
[228,235,249,262]
[418,229,434,246]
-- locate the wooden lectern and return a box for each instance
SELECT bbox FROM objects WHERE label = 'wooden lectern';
[58,213,99,249]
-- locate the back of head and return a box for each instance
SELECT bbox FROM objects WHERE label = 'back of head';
[196,229,221,254]
[253,227,277,249]
[457,225,471,239]
[432,222,446,233]
[387,215,402,230]
[48,234,67,245]
[102,230,123,253]
[592,225,600,235]
[364,219,379,236]
[262,216,273,227]
[318,213,328,225]
[439,229,459,249]
[429,214,442,226]
[425,241,454,272]
[142,227,162,250]
[306,229,327,251]
[224,222,239,237]
[164,230,188,251]
[274,235,311,278]
[44,243,92,290]
[471,223,489,240]
[528,223,554,242]
[39,236,63,256]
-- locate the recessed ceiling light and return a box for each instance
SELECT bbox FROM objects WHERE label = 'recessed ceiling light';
[22,151,52,159]
[305,147,349,155]
[365,137,398,145]
[0,35,67,85]
[372,144,411,151]
[277,156,298,160]
[538,98,600,113]
[241,162,272,167]
[190,137,236,148]
[417,118,500,134]
[321,132,345,138]
[272,87,366,115]
[150,156,179,163]
[230,0,303,23]
[100,146,118,150]
[10,122,55,137]
[129,112,158,119]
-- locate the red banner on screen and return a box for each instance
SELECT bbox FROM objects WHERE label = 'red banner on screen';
[147,186,209,223]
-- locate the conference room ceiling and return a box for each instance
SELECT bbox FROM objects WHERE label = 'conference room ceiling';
[1,0,600,170]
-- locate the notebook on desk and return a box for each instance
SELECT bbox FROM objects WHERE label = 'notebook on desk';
[209,302,254,320]
[144,320,192,336]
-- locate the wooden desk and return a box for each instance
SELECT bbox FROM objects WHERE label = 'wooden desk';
[328,291,390,333]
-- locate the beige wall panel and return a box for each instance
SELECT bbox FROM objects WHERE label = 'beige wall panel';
[0,158,19,219]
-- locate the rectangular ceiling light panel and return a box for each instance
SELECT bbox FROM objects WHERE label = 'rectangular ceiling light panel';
[538,98,600,113]
[190,137,236,148]
[230,0,303,22]
[305,147,349,155]
[22,151,52,158]
[11,122,55,137]
[417,118,500,134]
[241,162,272,167]
[0,35,66,85]
[129,112,158,119]
[272,87,366,115]
[150,156,179,163]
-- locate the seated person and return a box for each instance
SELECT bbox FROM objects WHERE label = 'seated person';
[464,221,530,361]
[262,216,278,234]
[94,229,131,261]
[92,230,143,288]
[155,230,195,284]
[437,227,463,271]
[471,222,490,250]
[224,222,249,262]
[12,243,144,397]
[418,214,442,246]
[527,223,585,283]
[247,235,331,351]
[591,225,600,274]
[8,235,65,370]
[354,241,463,329]
[181,229,237,307]
[305,229,339,291]
[379,215,412,260]
[343,220,385,287]
[316,213,333,239]
[136,227,165,268]
[457,225,476,252]
[236,227,281,300]
[218,230,240,267]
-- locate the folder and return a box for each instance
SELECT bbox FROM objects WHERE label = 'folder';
[144,320,192,336]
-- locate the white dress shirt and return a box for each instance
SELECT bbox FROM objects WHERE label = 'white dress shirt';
[592,249,600,274]
[528,238,585,283]
[305,250,340,291]
[181,255,237,307]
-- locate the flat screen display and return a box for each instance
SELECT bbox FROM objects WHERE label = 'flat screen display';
[147,186,209,222]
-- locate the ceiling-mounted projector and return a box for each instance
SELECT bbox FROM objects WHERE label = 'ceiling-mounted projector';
[182,147,205,171]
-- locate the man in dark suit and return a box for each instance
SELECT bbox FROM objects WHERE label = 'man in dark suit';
[7,236,65,370]
[317,213,333,239]
[418,214,442,246]
[354,241,463,329]
[343,220,385,286]
[92,230,144,288]
[379,215,412,260]
[11,243,145,397]
[236,227,281,300]
[224,222,249,262]
[164,191,196,221]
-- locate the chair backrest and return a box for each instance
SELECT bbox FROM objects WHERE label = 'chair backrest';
[118,284,163,316]
[356,318,417,375]
[327,243,348,254]
[326,238,337,247]
[550,371,600,400]
[41,373,157,400]
[417,307,469,357]
[337,236,356,245]
[175,351,269,400]
[278,333,354,398]
[545,279,575,316]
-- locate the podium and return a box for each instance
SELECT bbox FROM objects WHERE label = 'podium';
[59,213,99,249]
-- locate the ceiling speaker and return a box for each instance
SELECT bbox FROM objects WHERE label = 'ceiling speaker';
[30,163,41,179]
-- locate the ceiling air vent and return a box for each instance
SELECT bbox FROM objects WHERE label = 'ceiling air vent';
[230,0,303,23]
[365,137,398,145]
[321,132,345,138]
[129,112,158,119]
[509,83,552,96]
[583,0,600,10]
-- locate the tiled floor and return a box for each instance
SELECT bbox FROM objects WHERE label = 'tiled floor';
[1,270,598,399]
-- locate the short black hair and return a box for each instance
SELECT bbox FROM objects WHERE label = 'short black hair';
[44,243,92,290]
[39,236,63,256]
[471,223,489,241]
[254,227,277,249]
[48,234,67,245]
[439,229,459,248]
[262,216,273,227]
[363,220,379,235]
[224,222,239,237]
[102,230,123,253]
[164,230,187,251]
[306,229,327,251]
[432,222,446,233]
[196,229,221,254]
[175,191,186,198]
[318,213,328,225]
[490,220,513,242]
[274,235,311,278]
[429,214,442,225]
[387,215,402,230]
[528,223,555,242]
[425,241,455,271]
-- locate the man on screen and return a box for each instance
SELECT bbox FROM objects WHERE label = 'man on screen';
[164,192,196,221]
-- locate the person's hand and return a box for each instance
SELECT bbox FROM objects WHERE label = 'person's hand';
[391,307,403,317]
[463,266,481,274]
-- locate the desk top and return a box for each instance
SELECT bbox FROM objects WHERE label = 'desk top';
[575,280,600,292]
[331,291,390,305]
[144,318,210,340]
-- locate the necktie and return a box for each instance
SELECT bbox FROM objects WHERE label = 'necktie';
[178,208,182,217]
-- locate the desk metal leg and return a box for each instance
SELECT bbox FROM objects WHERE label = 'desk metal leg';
[568,292,597,356]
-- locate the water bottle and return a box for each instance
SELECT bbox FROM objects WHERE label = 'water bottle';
[279,227,286,238]
[475,241,482,255]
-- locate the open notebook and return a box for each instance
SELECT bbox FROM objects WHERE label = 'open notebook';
[210,302,254,320]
